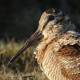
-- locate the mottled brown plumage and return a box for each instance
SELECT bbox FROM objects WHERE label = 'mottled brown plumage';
[8,8,80,80]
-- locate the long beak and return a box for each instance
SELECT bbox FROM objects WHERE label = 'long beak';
[8,29,43,65]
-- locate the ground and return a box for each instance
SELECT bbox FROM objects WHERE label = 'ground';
[0,40,48,80]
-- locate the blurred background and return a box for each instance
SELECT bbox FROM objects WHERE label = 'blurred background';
[0,0,80,41]
[0,0,80,80]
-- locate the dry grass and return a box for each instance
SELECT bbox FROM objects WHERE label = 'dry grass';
[0,40,48,80]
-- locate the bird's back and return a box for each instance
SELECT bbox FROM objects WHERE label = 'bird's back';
[34,31,80,80]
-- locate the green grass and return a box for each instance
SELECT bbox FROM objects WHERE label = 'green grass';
[0,40,48,80]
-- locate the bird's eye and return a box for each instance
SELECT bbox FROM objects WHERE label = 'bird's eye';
[48,15,55,21]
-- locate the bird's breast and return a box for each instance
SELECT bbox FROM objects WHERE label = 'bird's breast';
[34,31,80,80]
[34,37,69,80]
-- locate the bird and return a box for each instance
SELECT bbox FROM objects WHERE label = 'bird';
[8,8,80,80]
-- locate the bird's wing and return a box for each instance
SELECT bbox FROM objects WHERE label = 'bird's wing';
[57,31,80,80]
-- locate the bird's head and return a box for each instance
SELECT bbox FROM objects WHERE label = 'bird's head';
[38,8,75,38]
[8,8,76,65]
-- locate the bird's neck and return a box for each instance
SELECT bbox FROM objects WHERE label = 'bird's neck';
[34,36,57,63]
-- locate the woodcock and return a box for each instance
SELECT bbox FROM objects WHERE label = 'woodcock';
[8,8,80,80]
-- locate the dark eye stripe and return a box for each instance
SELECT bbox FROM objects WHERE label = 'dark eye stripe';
[42,15,64,31]
[42,15,55,31]
[48,15,55,21]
